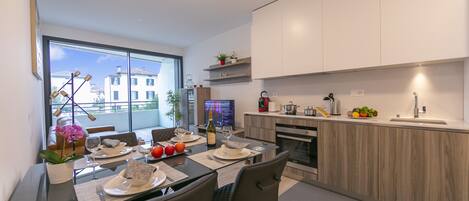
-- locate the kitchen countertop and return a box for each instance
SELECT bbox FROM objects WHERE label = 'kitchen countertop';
[245,112,469,133]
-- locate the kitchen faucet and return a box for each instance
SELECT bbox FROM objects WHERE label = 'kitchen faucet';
[413,92,419,118]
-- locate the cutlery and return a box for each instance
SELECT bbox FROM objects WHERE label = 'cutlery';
[95,183,106,201]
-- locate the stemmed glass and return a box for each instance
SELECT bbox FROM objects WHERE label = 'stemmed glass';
[222,126,233,142]
[85,136,101,179]
[138,140,153,163]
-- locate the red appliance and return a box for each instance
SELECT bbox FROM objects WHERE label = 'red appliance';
[258,91,270,112]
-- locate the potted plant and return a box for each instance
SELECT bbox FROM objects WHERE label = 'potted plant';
[216,53,228,65]
[40,124,84,184]
[166,90,183,127]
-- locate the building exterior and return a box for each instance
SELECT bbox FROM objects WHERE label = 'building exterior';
[104,67,158,111]
[50,71,102,104]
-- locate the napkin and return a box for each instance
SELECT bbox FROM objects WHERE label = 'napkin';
[124,159,156,184]
[102,139,121,148]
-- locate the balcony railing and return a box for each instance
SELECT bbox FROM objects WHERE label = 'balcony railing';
[51,100,158,115]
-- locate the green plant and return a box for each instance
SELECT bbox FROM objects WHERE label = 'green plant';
[216,53,228,61]
[165,90,182,126]
[39,150,80,164]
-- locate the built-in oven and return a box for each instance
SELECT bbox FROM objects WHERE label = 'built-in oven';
[276,124,318,173]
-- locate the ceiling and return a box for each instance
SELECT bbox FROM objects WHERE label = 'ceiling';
[38,0,273,48]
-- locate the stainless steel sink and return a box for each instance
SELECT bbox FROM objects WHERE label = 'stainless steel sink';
[390,117,447,125]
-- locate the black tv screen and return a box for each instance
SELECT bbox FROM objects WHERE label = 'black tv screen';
[204,100,235,129]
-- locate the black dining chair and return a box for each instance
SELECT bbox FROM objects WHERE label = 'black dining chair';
[213,151,289,201]
[152,128,176,143]
[147,172,218,201]
[100,132,138,147]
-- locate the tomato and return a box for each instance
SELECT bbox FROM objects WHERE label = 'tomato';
[151,146,164,158]
[175,142,185,153]
[164,145,175,156]
[359,112,368,117]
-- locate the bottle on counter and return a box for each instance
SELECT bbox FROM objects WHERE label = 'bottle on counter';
[206,109,217,147]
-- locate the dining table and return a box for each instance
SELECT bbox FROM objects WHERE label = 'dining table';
[10,130,278,201]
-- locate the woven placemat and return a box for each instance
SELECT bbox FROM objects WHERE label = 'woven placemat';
[74,162,188,201]
[187,149,259,170]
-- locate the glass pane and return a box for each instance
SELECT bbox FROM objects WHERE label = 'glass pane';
[130,53,178,140]
[49,41,130,132]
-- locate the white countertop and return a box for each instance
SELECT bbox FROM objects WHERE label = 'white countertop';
[244,112,469,133]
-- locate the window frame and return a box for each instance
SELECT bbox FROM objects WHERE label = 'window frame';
[42,36,183,136]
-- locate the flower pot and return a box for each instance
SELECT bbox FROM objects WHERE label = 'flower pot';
[46,161,74,184]
[219,60,226,65]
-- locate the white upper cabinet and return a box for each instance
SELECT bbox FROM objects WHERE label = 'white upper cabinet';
[323,0,381,71]
[251,2,283,79]
[381,0,469,65]
[281,0,323,75]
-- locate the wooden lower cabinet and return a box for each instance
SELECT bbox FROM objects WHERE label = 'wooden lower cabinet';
[244,115,276,143]
[318,121,379,200]
[378,127,469,201]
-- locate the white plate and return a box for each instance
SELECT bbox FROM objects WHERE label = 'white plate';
[103,169,166,196]
[170,135,201,143]
[93,147,132,159]
[212,147,252,160]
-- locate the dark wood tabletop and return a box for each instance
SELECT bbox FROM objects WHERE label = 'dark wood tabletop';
[10,132,277,201]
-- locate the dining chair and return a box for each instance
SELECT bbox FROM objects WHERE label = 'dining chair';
[100,132,138,147]
[86,125,115,134]
[148,172,218,201]
[152,128,176,143]
[213,151,289,201]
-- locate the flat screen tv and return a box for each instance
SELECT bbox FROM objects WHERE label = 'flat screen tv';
[204,100,235,129]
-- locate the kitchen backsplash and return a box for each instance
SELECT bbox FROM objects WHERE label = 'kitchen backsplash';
[263,61,464,121]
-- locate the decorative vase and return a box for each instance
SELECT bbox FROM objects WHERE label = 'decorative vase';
[230,58,237,64]
[219,60,225,65]
[46,161,74,184]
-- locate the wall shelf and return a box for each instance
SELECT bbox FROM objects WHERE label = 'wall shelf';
[204,57,251,71]
[204,57,252,84]
[204,74,251,82]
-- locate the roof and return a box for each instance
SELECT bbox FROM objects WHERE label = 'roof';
[110,67,158,77]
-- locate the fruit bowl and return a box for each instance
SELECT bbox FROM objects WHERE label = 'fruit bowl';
[348,106,378,119]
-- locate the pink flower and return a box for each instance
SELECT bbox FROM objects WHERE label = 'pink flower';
[56,124,85,143]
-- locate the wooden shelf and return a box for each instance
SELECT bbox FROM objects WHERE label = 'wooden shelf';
[204,57,251,71]
[204,74,251,82]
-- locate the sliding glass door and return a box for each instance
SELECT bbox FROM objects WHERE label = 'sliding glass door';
[44,37,182,137]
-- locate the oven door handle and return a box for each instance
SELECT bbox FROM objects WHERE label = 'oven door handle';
[277,134,312,143]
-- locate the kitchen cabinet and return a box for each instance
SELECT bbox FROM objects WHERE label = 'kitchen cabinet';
[323,0,380,71]
[244,114,276,143]
[318,121,379,200]
[281,0,323,75]
[381,0,469,65]
[378,127,469,201]
[251,1,283,79]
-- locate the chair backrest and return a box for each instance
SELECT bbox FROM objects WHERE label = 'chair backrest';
[230,151,289,201]
[148,172,218,201]
[152,128,176,143]
[100,132,138,147]
[86,125,115,134]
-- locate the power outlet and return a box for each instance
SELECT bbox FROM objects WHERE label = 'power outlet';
[351,89,365,97]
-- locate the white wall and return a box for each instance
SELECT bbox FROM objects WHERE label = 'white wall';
[40,23,184,56]
[158,59,177,128]
[184,23,466,127]
[184,24,263,128]
[0,0,44,200]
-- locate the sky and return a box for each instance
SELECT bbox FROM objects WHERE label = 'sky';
[50,43,161,90]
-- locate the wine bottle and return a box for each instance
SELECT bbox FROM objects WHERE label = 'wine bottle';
[206,110,217,147]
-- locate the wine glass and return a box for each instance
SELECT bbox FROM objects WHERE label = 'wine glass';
[85,136,101,179]
[138,140,153,163]
[222,126,233,142]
